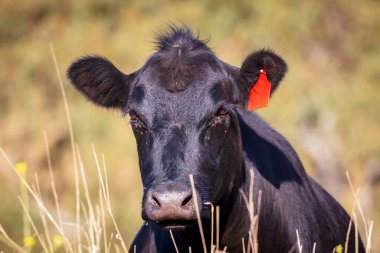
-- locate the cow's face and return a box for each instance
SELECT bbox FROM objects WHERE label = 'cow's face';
[67,28,287,229]
[126,52,245,226]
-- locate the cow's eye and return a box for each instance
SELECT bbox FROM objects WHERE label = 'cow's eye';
[129,111,147,130]
[217,108,228,117]
[129,111,139,123]
[207,108,229,128]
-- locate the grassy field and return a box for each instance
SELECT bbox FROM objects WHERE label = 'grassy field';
[0,0,379,252]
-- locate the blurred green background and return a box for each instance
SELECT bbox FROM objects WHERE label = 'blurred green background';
[0,0,379,251]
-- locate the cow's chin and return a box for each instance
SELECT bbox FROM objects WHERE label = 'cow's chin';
[155,219,197,230]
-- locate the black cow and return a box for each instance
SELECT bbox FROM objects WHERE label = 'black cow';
[67,26,364,253]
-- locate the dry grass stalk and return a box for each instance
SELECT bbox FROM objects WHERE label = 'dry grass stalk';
[345,171,373,253]
[0,45,131,253]
[18,197,49,252]
[0,141,133,253]
[99,189,109,253]
[91,145,129,252]
[0,224,24,252]
[205,202,215,252]
[296,229,303,253]
[239,169,261,253]
[0,240,18,253]
[48,42,78,191]
[242,238,246,253]
[189,174,207,253]
[76,146,98,251]
[0,148,74,253]
[50,42,83,253]
[248,231,254,253]
[354,213,359,253]
[216,205,220,251]
[32,172,55,253]
[170,229,180,253]
[43,132,63,230]
[114,244,121,253]
[39,202,54,253]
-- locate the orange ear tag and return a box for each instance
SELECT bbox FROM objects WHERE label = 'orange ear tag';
[247,69,272,111]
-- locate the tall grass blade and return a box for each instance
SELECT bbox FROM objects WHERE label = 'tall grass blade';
[189,174,207,253]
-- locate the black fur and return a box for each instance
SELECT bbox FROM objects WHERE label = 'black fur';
[67,56,132,108]
[67,26,364,253]
[149,26,215,92]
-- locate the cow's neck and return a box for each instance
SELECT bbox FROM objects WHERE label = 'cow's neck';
[218,166,251,252]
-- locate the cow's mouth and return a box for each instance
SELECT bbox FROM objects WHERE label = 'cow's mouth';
[157,219,196,230]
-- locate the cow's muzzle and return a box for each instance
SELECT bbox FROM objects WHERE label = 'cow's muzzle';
[144,183,197,229]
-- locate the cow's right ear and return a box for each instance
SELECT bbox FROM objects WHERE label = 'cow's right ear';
[235,49,287,109]
[67,56,132,109]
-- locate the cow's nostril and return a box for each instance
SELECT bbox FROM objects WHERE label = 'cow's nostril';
[181,193,193,207]
[151,194,161,207]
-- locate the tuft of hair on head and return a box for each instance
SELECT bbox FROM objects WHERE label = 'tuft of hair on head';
[154,24,209,53]
[148,24,215,92]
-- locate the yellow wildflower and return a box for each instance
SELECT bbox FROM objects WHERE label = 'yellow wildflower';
[15,162,28,174]
[335,244,343,253]
[53,235,64,248]
[23,236,35,247]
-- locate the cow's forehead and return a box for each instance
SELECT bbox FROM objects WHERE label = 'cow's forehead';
[139,60,220,89]
[128,71,229,126]
[126,30,236,123]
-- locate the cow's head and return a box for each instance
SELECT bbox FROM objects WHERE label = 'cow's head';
[67,26,287,229]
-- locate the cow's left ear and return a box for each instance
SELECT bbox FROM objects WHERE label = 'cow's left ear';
[67,56,133,109]
[236,49,287,109]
